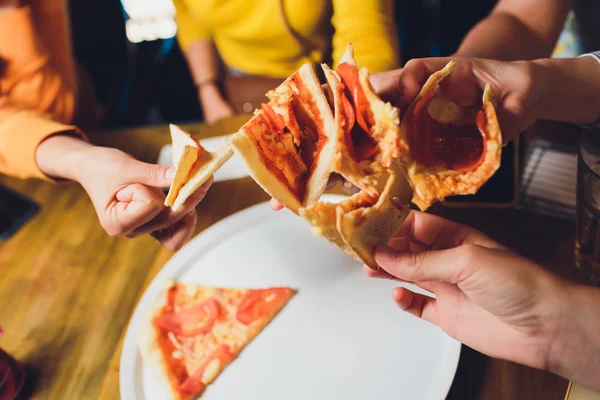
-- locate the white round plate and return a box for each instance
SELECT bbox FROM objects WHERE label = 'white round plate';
[120,195,461,400]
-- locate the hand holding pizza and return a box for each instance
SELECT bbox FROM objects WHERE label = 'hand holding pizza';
[370,57,540,144]
[35,135,212,251]
[367,211,600,391]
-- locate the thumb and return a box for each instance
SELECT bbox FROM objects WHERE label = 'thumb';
[123,160,176,188]
[374,244,483,285]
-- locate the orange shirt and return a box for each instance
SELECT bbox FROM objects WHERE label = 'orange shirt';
[0,2,94,181]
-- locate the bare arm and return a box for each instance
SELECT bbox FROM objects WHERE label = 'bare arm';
[182,39,234,123]
[533,56,600,125]
[455,0,572,60]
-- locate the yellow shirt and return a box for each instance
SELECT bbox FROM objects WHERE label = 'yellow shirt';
[173,0,400,78]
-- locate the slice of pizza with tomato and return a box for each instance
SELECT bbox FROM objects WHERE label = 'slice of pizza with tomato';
[139,280,295,400]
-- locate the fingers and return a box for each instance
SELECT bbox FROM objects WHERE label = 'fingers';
[374,242,493,287]
[122,159,176,188]
[103,184,164,236]
[155,210,198,251]
[270,198,284,211]
[129,177,212,236]
[391,287,438,323]
[363,265,440,294]
[394,211,501,251]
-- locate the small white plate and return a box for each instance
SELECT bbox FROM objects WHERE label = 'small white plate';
[120,195,461,400]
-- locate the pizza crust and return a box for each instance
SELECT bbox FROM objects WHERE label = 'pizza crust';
[229,63,338,213]
[138,280,188,400]
[165,124,234,211]
[337,164,412,270]
[172,144,233,211]
[228,113,303,213]
[300,162,412,271]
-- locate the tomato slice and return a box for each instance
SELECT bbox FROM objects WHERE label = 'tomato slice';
[236,288,293,326]
[154,298,221,337]
[337,62,372,133]
[178,345,234,397]
[408,95,486,171]
[261,104,286,132]
[341,93,355,137]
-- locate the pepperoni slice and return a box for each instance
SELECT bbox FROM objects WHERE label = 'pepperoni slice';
[341,93,356,137]
[236,288,293,326]
[409,95,486,171]
[154,298,221,337]
[178,345,234,397]
[337,62,373,133]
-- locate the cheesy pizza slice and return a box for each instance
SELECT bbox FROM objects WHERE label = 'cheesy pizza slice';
[139,281,295,400]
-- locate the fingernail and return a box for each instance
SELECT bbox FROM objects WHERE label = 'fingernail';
[165,167,176,182]
[374,244,398,264]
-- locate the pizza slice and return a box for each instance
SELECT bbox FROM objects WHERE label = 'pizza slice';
[398,61,502,211]
[299,46,412,270]
[226,44,502,270]
[139,280,295,400]
[165,124,234,211]
[228,63,338,214]
[322,44,405,195]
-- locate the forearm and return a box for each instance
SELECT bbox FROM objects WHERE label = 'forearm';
[531,57,600,125]
[549,283,600,391]
[35,134,93,182]
[455,13,555,61]
[183,40,224,102]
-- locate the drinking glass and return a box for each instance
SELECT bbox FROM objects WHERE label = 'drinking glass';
[575,130,600,285]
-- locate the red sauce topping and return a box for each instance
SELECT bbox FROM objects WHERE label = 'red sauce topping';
[409,95,486,171]
[253,74,330,202]
[336,62,378,162]
[261,104,285,131]
[236,288,294,326]
[154,298,221,337]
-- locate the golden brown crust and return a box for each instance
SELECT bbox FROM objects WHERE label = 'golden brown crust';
[398,61,502,211]
[139,280,187,400]
[337,163,413,270]
[165,124,234,212]
[165,145,200,207]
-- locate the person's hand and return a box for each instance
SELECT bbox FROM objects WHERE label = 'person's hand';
[36,135,212,251]
[370,57,542,144]
[366,211,576,375]
[199,84,235,124]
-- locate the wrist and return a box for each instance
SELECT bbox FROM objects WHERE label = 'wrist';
[530,57,600,125]
[547,283,600,390]
[35,134,93,182]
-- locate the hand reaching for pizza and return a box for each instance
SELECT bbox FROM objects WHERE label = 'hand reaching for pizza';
[366,211,600,391]
[35,135,212,251]
[369,57,541,144]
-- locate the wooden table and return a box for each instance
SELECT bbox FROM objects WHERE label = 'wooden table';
[0,116,581,400]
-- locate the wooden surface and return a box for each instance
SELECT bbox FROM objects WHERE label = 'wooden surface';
[0,116,580,400]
